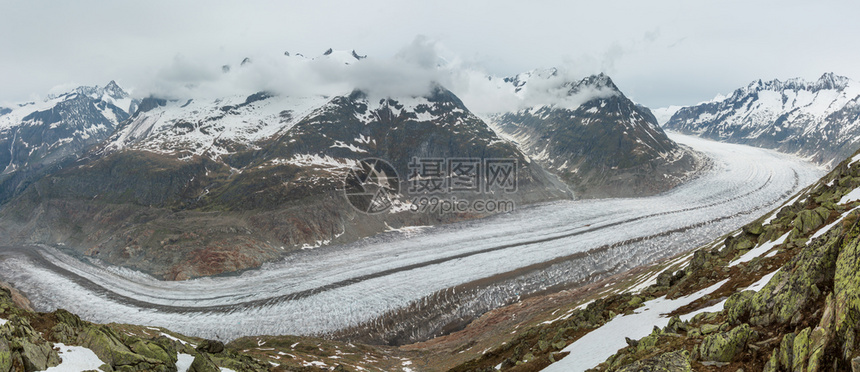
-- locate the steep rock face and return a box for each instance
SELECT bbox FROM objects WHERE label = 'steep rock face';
[665,72,860,167]
[0,82,138,204]
[488,71,704,198]
[261,87,570,205]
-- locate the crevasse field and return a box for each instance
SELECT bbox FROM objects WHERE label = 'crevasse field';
[0,134,823,341]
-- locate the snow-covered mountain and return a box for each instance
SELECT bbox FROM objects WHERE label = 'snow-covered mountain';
[0,81,138,204]
[100,93,331,159]
[486,70,704,198]
[0,73,569,279]
[664,72,860,167]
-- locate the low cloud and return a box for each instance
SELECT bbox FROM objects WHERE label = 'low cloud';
[450,66,618,114]
[136,36,614,114]
[142,36,449,102]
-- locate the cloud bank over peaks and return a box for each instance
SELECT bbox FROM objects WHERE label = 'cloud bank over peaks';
[109,36,618,117]
[141,36,451,103]
[450,66,620,114]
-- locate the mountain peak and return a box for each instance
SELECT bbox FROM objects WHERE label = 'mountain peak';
[317,48,366,65]
[103,80,129,99]
[580,73,618,91]
[816,72,851,90]
[741,73,852,95]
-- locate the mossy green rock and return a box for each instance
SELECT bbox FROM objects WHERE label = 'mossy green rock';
[779,332,795,370]
[792,327,811,371]
[0,316,61,372]
[833,219,860,360]
[698,324,752,363]
[189,353,219,372]
[616,350,692,372]
[792,209,827,236]
[700,323,720,335]
[744,222,764,235]
[195,339,224,354]
[744,230,837,327]
[724,290,754,325]
[51,309,176,371]
[125,336,177,365]
[736,238,755,252]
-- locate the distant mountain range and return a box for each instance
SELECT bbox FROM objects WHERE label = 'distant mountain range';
[0,81,138,205]
[0,50,704,279]
[664,72,860,167]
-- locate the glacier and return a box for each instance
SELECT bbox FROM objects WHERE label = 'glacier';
[0,134,823,341]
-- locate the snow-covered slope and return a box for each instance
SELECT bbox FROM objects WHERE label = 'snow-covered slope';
[486,70,704,198]
[0,81,138,203]
[665,72,860,167]
[102,93,331,159]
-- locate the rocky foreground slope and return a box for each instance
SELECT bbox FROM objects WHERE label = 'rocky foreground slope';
[441,154,860,370]
[665,72,860,167]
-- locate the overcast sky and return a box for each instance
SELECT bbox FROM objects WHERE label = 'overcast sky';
[1,0,858,108]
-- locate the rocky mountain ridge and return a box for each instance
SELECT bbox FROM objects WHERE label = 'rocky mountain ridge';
[487,70,705,198]
[0,81,138,205]
[665,72,860,167]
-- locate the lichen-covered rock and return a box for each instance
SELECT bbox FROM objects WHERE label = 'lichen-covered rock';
[745,230,838,327]
[807,293,835,372]
[125,336,177,365]
[656,270,675,288]
[792,327,812,371]
[0,315,62,372]
[616,350,692,372]
[0,316,60,372]
[779,332,795,370]
[687,250,710,273]
[189,353,219,372]
[763,348,779,372]
[724,290,754,325]
[744,222,764,236]
[664,316,688,334]
[700,323,720,335]
[195,339,224,354]
[698,324,752,363]
[792,208,827,236]
[833,219,860,360]
[51,309,176,371]
[735,238,755,252]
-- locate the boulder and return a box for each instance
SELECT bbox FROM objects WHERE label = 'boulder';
[698,324,752,363]
[0,316,61,372]
[196,340,224,354]
[616,350,692,372]
[51,309,176,371]
[189,353,220,372]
